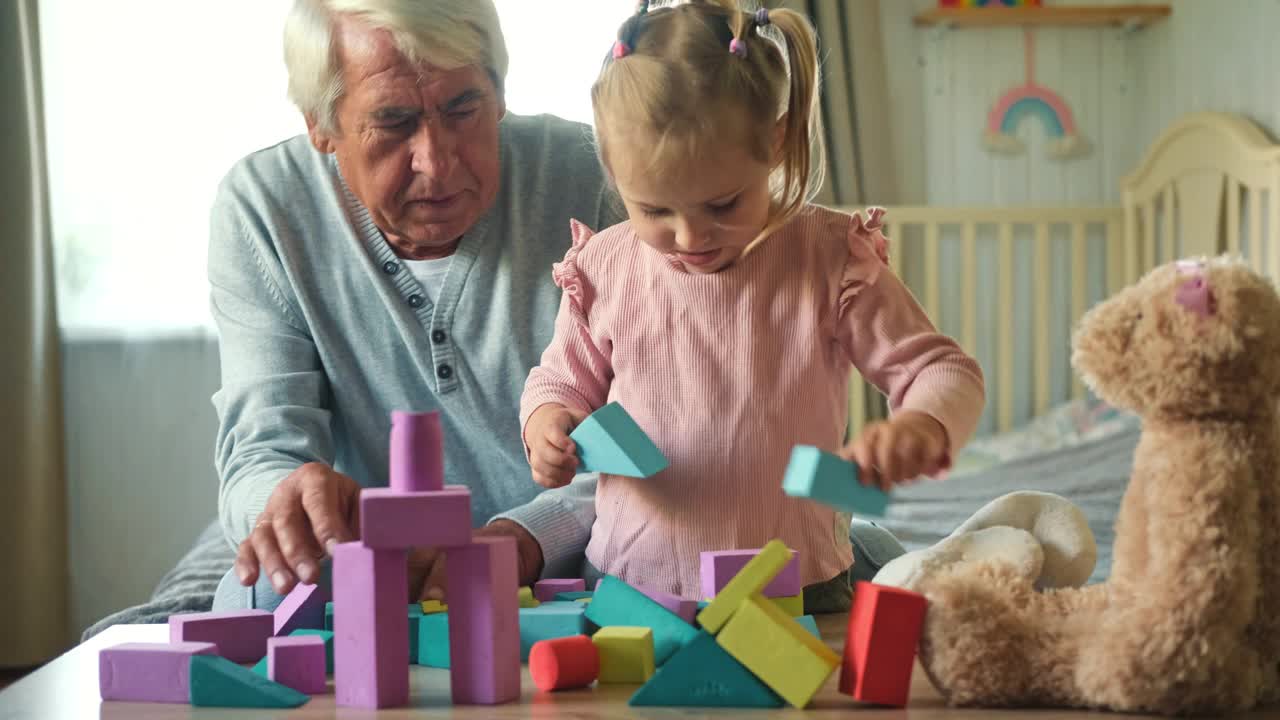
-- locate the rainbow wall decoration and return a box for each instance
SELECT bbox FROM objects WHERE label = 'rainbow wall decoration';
[982,30,1090,160]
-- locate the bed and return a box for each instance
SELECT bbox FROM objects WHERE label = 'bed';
[81,112,1280,639]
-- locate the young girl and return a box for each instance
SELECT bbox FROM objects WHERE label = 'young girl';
[521,0,984,609]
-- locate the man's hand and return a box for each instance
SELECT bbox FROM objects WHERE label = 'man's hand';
[235,462,361,595]
[408,519,546,602]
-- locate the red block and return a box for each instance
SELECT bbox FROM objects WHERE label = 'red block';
[529,635,599,692]
[839,581,927,707]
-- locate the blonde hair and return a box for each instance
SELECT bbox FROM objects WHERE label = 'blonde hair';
[592,0,824,246]
[284,0,509,133]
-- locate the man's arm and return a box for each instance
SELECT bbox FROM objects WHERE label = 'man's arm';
[488,473,597,579]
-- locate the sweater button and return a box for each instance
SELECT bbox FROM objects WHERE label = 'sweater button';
[408,294,425,308]
[382,260,400,275]
[437,364,453,379]
[431,329,447,344]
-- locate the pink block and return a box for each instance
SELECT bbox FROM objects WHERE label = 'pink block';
[446,536,521,705]
[268,635,328,695]
[700,548,801,599]
[359,485,473,550]
[99,642,216,703]
[390,410,444,493]
[333,542,409,708]
[274,582,330,636]
[168,609,273,663]
[636,583,698,625]
[533,578,586,602]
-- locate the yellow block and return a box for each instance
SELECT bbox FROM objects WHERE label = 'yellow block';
[716,594,839,708]
[419,600,448,615]
[770,593,803,617]
[592,626,655,683]
[575,597,592,605]
[518,586,541,608]
[696,539,792,633]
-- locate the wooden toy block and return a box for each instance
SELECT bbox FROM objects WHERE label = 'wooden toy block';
[252,656,268,676]
[518,604,588,660]
[268,635,327,695]
[629,631,783,708]
[324,601,333,631]
[407,603,422,667]
[554,591,593,602]
[569,401,669,477]
[700,547,801,599]
[291,629,334,673]
[168,609,273,663]
[273,581,329,637]
[446,536,522,705]
[529,635,599,692]
[782,445,888,516]
[716,594,840,709]
[518,586,541,608]
[389,409,444,493]
[534,577,586,602]
[796,614,821,639]
[839,581,927,707]
[416,611,450,668]
[634,583,697,625]
[420,599,448,614]
[696,539,792,634]
[99,642,216,703]
[358,485,472,549]
[585,575,699,665]
[592,626,655,683]
[770,593,804,617]
[576,597,592,605]
[332,541,409,709]
[189,654,309,708]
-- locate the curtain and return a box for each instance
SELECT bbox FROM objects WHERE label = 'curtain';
[0,0,71,665]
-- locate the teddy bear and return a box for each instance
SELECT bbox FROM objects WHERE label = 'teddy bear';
[912,257,1280,716]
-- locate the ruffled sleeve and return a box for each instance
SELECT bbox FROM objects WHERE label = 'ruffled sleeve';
[551,219,597,326]
[837,207,891,320]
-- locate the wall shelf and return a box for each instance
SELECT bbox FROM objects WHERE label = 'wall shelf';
[914,5,1171,31]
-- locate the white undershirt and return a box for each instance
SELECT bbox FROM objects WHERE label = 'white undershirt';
[402,255,453,307]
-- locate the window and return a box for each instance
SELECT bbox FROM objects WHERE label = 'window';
[40,0,633,335]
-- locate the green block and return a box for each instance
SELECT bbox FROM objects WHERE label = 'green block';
[417,612,450,668]
[324,601,334,631]
[586,575,698,665]
[570,402,669,477]
[519,605,588,661]
[251,656,268,677]
[189,655,309,708]
[629,631,783,708]
[291,629,335,674]
[782,445,888,516]
[554,591,594,602]
[796,615,820,639]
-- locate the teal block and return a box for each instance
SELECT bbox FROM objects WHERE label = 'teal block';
[417,612,450,668]
[324,601,333,631]
[585,575,698,665]
[697,600,710,610]
[407,603,422,663]
[782,445,888,516]
[554,591,594,601]
[251,656,268,677]
[189,655,309,708]
[291,629,335,674]
[629,631,783,707]
[519,605,588,661]
[796,615,820,639]
[570,402,669,477]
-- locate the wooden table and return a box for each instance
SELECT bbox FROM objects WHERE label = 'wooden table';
[2,614,1262,719]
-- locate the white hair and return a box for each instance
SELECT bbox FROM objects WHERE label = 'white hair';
[284,0,508,133]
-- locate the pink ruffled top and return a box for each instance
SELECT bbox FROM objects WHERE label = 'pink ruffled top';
[521,204,985,598]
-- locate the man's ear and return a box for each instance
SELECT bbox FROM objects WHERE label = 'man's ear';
[305,114,336,154]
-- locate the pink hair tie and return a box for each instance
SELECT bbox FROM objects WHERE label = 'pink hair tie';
[729,38,747,58]
[613,40,631,59]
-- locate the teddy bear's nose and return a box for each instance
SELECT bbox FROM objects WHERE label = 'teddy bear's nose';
[1176,275,1216,317]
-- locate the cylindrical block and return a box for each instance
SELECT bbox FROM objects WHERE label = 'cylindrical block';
[529,635,598,692]
[389,410,444,493]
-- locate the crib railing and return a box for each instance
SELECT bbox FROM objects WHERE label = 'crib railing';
[842,205,1127,439]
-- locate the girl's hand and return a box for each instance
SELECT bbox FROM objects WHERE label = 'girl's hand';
[841,411,950,491]
[525,403,590,488]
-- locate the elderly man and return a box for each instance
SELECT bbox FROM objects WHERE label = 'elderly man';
[210,0,618,610]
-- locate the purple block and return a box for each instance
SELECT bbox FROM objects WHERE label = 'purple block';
[268,635,327,695]
[700,548,801,599]
[533,578,586,603]
[359,485,472,550]
[99,642,216,703]
[446,536,521,705]
[333,542,409,708]
[390,410,444,493]
[636,583,698,625]
[169,609,273,663]
[274,582,330,636]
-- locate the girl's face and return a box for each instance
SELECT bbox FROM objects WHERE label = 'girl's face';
[611,139,775,275]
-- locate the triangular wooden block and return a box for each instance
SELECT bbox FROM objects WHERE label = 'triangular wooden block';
[189,655,309,708]
[570,402,668,477]
[782,445,888,516]
[629,632,782,708]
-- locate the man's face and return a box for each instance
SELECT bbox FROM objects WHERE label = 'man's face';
[308,18,505,259]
